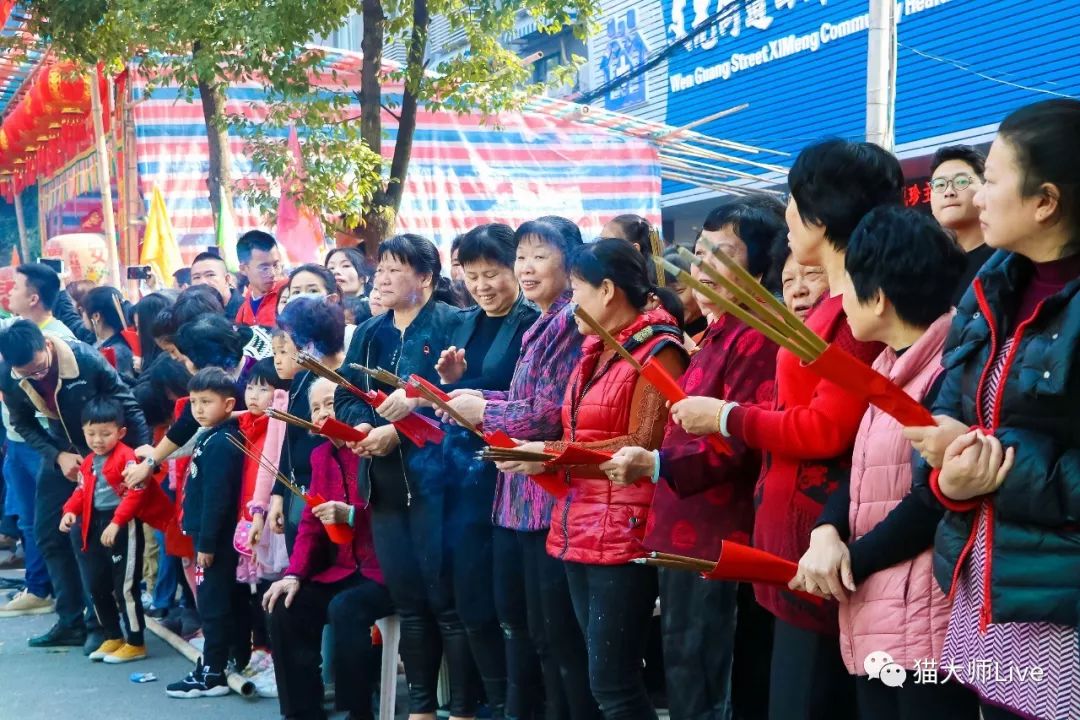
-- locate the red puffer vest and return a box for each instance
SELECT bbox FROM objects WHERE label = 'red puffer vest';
[547,309,683,565]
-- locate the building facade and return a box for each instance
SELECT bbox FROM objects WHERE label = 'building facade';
[584,0,1080,243]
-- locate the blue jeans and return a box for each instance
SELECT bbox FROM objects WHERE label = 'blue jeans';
[3,440,50,597]
[151,529,181,610]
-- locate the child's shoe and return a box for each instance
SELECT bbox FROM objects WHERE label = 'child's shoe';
[166,658,229,698]
[103,643,147,664]
[88,638,125,662]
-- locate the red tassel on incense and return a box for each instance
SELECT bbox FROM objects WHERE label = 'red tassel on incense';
[304,492,354,546]
[804,344,934,427]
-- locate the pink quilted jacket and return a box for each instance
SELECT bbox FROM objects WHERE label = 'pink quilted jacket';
[839,313,953,675]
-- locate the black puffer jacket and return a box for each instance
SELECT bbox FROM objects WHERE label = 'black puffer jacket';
[335,297,465,505]
[913,250,1080,626]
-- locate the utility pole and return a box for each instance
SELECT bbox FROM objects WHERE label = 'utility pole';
[866,0,898,151]
[89,69,123,288]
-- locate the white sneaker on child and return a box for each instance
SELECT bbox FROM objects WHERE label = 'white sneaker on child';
[242,649,271,677]
[252,664,278,698]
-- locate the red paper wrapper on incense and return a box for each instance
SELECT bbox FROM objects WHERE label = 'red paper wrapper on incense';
[317,417,369,443]
[304,492,355,546]
[639,356,733,455]
[348,386,445,447]
[120,328,141,357]
[702,541,821,604]
[804,344,934,427]
[100,346,117,369]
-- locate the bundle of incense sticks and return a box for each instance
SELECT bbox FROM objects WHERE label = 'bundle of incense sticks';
[225,435,308,500]
[649,228,666,288]
[633,547,821,602]
[476,447,556,464]
[661,246,935,428]
[267,408,320,433]
[112,293,142,356]
[632,551,716,573]
[296,353,444,446]
[352,364,487,440]
[225,435,354,545]
[573,306,732,455]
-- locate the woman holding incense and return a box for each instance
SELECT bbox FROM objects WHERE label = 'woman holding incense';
[266,376,394,720]
[426,223,540,719]
[334,234,475,720]
[499,238,687,720]
[790,206,977,719]
[604,196,783,720]
[443,216,598,720]
[663,140,903,720]
[900,101,1080,720]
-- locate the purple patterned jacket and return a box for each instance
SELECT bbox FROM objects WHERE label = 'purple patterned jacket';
[483,291,584,531]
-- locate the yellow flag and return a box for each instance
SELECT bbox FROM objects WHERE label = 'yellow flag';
[140,186,183,287]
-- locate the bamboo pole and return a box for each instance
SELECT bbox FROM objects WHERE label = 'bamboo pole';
[12,186,29,262]
[89,67,122,289]
[145,618,256,697]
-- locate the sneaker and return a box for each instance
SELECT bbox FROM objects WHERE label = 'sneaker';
[28,622,86,648]
[242,649,272,677]
[166,659,230,698]
[104,643,147,664]
[88,638,126,661]
[0,589,54,617]
[252,665,278,698]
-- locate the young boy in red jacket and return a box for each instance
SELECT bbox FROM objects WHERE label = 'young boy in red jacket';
[60,397,174,664]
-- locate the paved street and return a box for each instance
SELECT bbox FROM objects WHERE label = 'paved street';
[0,557,407,719]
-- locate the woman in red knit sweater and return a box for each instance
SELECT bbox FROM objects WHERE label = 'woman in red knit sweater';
[667,140,904,720]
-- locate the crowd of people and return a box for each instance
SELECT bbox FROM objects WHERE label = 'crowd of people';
[0,97,1077,720]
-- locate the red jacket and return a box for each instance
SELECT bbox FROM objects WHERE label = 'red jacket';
[286,441,383,586]
[235,278,287,328]
[547,309,685,565]
[728,295,883,634]
[63,443,175,551]
[644,316,777,560]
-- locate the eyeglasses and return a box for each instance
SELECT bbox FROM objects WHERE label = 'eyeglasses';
[12,351,51,381]
[930,174,978,194]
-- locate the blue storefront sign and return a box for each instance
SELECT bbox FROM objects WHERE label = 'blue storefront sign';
[647,0,1080,196]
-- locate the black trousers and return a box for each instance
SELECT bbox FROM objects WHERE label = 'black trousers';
[270,573,395,720]
[731,584,772,720]
[494,528,601,720]
[370,492,478,715]
[34,466,87,630]
[855,675,979,720]
[448,479,507,717]
[565,561,659,720]
[767,618,855,720]
[72,510,146,646]
[658,569,738,720]
[195,537,250,672]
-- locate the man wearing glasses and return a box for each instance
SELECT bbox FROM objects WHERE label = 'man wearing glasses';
[928,145,995,304]
[0,321,150,649]
[234,230,287,328]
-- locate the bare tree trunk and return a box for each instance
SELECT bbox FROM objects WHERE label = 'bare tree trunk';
[385,0,428,212]
[194,41,232,222]
[354,0,388,257]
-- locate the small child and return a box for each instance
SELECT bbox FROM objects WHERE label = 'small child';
[235,357,290,695]
[60,397,174,664]
[166,367,248,699]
